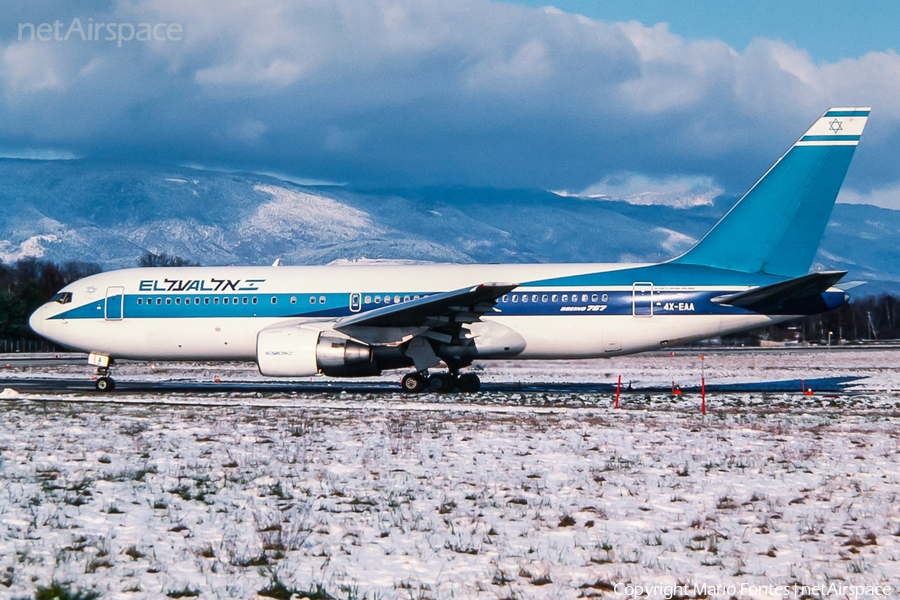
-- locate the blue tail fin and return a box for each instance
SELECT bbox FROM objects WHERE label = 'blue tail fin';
[672,107,870,277]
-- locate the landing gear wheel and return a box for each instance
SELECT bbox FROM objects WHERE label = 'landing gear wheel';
[95,376,116,392]
[401,373,426,393]
[457,373,481,393]
[428,372,457,393]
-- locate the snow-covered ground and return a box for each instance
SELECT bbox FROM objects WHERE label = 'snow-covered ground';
[1,350,899,599]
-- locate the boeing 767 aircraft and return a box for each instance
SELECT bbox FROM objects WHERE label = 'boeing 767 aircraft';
[30,108,870,393]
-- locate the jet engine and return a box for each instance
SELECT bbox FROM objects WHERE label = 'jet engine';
[257,325,379,377]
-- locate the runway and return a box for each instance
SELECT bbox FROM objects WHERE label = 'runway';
[0,348,888,397]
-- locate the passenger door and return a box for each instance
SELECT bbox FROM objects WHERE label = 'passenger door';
[105,286,125,320]
[632,282,653,317]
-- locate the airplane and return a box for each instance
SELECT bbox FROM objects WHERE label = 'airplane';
[29,107,870,393]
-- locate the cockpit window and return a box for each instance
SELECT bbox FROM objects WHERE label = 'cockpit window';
[52,292,73,305]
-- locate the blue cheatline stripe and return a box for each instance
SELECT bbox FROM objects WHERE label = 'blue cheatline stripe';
[801,135,860,142]
[825,110,870,117]
[46,284,847,321]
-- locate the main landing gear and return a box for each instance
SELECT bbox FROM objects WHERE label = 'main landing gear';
[401,371,481,394]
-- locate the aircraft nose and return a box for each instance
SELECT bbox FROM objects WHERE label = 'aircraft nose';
[29,305,45,336]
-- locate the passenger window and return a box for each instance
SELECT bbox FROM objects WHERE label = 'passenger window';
[271,297,278,304]
[309,296,316,304]
[551,294,558,302]
[233,297,238,304]
[364,295,372,304]
[137,298,143,305]
[290,296,296,304]
[213,297,219,305]
[205,298,211,305]
[242,297,248,304]
[602,294,608,302]
[156,298,162,305]
[522,295,528,303]
[223,297,229,304]
[502,295,508,303]
[394,295,401,303]
[403,295,410,302]
[582,294,589,302]
[175,298,181,305]
[532,294,538,303]
[319,296,326,304]
[166,298,172,305]
[375,295,382,304]
[512,295,518,303]
[591,294,598,302]
[541,294,548,303]
[562,294,568,302]
[252,297,258,305]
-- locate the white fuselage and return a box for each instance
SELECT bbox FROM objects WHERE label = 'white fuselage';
[30,262,787,364]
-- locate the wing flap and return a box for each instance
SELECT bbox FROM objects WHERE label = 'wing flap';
[335,282,517,345]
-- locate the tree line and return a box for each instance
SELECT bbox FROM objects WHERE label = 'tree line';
[0,253,195,349]
[739,293,900,344]
[2,255,900,350]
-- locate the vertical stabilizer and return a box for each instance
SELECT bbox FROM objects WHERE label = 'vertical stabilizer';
[672,108,870,277]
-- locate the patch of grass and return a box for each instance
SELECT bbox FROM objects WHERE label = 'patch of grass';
[438,499,457,515]
[558,514,576,527]
[269,481,289,499]
[34,581,101,600]
[84,557,113,573]
[165,586,200,598]
[258,570,336,599]
[715,495,739,509]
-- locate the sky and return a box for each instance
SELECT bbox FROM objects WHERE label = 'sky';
[1,0,899,207]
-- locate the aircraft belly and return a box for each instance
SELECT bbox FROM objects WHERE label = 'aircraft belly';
[492,313,781,359]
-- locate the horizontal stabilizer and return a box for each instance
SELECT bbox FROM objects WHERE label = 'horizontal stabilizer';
[711,271,847,310]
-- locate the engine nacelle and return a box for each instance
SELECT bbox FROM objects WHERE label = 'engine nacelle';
[257,325,378,377]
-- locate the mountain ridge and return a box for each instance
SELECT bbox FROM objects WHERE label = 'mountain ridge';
[1,158,897,296]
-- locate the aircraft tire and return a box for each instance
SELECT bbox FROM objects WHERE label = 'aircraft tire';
[427,373,456,393]
[95,376,116,392]
[457,373,481,393]
[401,373,426,393]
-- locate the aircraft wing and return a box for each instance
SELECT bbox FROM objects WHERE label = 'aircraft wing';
[334,282,518,345]
[711,271,847,310]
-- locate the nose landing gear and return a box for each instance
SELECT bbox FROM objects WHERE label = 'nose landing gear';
[89,352,116,392]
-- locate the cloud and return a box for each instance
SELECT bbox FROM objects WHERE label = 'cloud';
[0,0,898,195]
[838,184,900,211]
[578,172,723,207]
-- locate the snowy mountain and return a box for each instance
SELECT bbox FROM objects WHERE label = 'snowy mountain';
[1,158,898,296]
